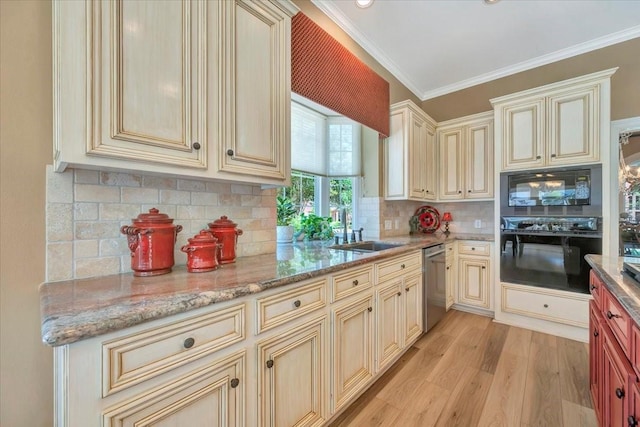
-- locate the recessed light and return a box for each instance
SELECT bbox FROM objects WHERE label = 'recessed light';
[484,0,500,4]
[356,0,373,8]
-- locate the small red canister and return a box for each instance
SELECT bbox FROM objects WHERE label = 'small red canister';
[181,230,222,273]
[121,208,183,277]
[208,215,243,264]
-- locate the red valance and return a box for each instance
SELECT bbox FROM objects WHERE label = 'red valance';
[291,13,390,137]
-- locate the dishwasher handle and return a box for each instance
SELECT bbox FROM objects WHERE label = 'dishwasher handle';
[423,244,445,257]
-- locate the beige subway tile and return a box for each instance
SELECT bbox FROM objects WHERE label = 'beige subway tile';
[47,203,73,241]
[251,207,273,219]
[205,207,225,221]
[191,192,218,206]
[100,172,142,187]
[47,166,74,203]
[160,189,191,205]
[74,169,100,184]
[176,205,206,220]
[75,221,121,239]
[99,203,142,221]
[75,184,120,203]
[231,184,254,195]
[74,202,98,221]
[177,179,206,192]
[75,257,121,279]
[241,195,262,207]
[222,207,253,219]
[252,229,275,242]
[142,175,177,190]
[99,238,129,256]
[74,240,99,258]
[259,195,277,207]
[46,242,73,282]
[218,194,242,206]
[205,181,231,194]
[121,187,159,204]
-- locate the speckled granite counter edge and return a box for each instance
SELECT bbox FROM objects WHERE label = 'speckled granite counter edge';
[585,254,640,326]
[41,234,493,347]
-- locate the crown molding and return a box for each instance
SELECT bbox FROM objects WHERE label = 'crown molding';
[309,1,640,101]
[310,0,423,99]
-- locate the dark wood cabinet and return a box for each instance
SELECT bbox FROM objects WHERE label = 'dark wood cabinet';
[589,270,640,427]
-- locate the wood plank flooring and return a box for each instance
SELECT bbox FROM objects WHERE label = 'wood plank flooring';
[329,309,596,427]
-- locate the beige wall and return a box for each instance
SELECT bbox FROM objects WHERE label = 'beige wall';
[1,1,53,426]
[422,38,640,122]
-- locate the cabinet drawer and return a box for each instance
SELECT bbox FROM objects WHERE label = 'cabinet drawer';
[501,284,589,327]
[602,286,631,356]
[102,303,245,396]
[256,279,327,334]
[632,323,640,380]
[589,270,603,309]
[332,265,373,302]
[457,241,491,256]
[376,251,421,281]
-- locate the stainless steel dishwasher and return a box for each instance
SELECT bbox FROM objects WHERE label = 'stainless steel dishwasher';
[423,244,446,332]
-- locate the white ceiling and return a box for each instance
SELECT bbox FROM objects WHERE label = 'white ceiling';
[312,0,640,100]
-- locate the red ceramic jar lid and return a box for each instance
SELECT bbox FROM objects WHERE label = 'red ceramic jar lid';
[188,230,218,243]
[208,215,237,228]
[133,208,174,224]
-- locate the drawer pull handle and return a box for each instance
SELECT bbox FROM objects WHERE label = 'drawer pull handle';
[628,415,638,427]
[606,310,621,319]
[536,155,541,159]
[368,307,373,312]
[293,300,301,308]
[183,337,195,349]
[230,378,240,388]
[481,266,486,270]
[401,264,405,269]
[551,153,557,158]
[266,359,274,368]
[353,279,359,286]
[471,247,476,250]
[593,330,599,337]
[590,284,597,291]
[616,388,625,399]
[543,304,548,308]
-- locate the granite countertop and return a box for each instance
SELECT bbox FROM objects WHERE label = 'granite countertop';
[585,254,640,326]
[40,233,493,347]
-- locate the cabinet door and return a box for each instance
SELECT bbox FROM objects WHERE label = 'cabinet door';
[445,245,456,310]
[630,382,640,427]
[465,119,493,199]
[403,272,423,345]
[257,317,327,427]
[218,0,290,180]
[438,127,464,200]
[589,301,603,422]
[457,256,490,309]
[102,351,245,427]
[332,295,374,412]
[376,281,403,371]
[423,126,438,200]
[547,85,599,167]
[88,0,207,169]
[384,108,409,200]
[409,114,436,201]
[602,327,634,427]
[501,98,545,171]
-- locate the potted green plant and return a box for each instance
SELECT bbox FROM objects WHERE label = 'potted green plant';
[294,213,335,241]
[276,195,297,244]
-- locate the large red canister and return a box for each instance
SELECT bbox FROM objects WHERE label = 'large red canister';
[208,216,243,264]
[181,230,222,273]
[121,208,183,277]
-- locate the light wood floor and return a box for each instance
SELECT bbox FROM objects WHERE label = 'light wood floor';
[329,309,596,427]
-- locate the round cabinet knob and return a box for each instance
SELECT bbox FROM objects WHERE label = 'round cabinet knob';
[230,378,240,388]
[551,154,557,158]
[616,388,625,399]
[590,284,597,291]
[192,142,201,150]
[266,359,274,368]
[468,190,471,193]
[593,330,599,337]
[183,337,195,349]
[536,155,541,159]
[397,292,402,296]
[293,300,301,308]
[628,415,638,427]
[458,190,462,194]
[353,279,359,286]
[446,266,450,270]
[543,304,549,308]
[471,247,476,250]
[227,149,234,156]
[368,307,373,312]
[405,287,410,292]
[481,266,486,270]
[401,264,405,269]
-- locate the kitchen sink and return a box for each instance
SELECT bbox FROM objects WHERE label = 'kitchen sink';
[331,241,405,252]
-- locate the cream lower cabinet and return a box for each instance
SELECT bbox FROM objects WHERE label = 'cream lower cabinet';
[53,0,297,185]
[331,295,375,412]
[445,243,456,310]
[456,241,492,311]
[375,280,403,370]
[492,68,616,171]
[384,100,438,201]
[257,317,327,427]
[437,112,494,200]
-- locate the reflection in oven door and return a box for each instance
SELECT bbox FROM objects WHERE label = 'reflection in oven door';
[501,235,601,293]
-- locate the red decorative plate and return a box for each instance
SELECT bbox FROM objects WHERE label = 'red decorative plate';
[415,206,440,234]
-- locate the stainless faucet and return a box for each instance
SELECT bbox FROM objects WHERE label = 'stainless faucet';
[342,208,348,244]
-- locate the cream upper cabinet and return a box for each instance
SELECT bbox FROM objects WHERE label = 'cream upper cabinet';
[492,68,617,172]
[437,112,494,200]
[384,100,438,201]
[53,0,297,186]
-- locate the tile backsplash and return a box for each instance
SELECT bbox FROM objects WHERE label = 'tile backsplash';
[45,166,276,281]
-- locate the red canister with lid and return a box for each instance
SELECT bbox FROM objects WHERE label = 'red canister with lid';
[208,216,243,264]
[181,230,222,273]
[121,208,183,277]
